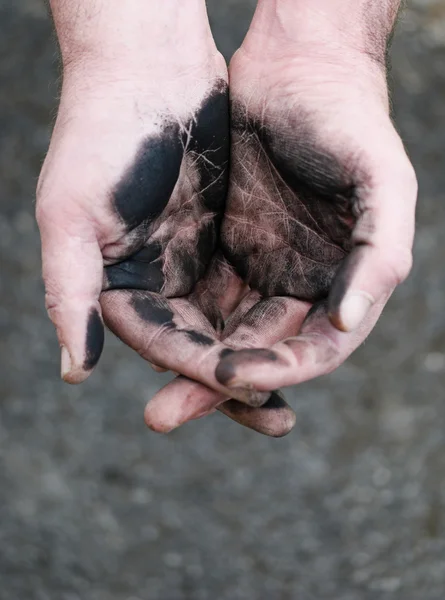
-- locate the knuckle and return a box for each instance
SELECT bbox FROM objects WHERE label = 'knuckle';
[44,299,61,328]
[44,288,68,317]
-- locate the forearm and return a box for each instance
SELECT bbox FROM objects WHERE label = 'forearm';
[248,0,403,63]
[49,0,213,69]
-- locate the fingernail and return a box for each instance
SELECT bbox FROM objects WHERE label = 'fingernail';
[226,378,250,389]
[228,382,270,408]
[337,292,374,332]
[61,346,72,380]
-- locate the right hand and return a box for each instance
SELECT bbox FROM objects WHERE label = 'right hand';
[36,49,229,385]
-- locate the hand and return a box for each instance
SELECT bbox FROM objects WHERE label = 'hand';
[146,0,417,434]
[214,2,417,393]
[108,253,300,437]
[38,0,295,437]
[37,0,229,384]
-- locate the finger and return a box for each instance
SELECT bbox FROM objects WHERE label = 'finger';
[222,290,262,339]
[143,296,309,435]
[36,213,104,384]
[100,289,270,407]
[329,149,417,332]
[216,298,385,391]
[144,377,218,433]
[145,377,295,438]
[218,393,296,438]
[104,245,165,293]
[225,295,310,349]
[189,253,249,333]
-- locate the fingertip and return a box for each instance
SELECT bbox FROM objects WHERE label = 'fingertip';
[144,399,175,433]
[61,346,72,381]
[270,413,296,438]
[215,348,287,405]
[216,351,271,406]
[329,291,374,332]
[328,310,350,333]
[257,392,297,438]
[61,358,94,385]
[144,416,176,435]
[220,392,296,438]
[60,346,90,384]
[216,348,284,386]
[144,402,216,434]
[214,355,236,387]
[83,308,105,370]
[59,307,105,384]
[226,386,271,408]
[259,401,296,438]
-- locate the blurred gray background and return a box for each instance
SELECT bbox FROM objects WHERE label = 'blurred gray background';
[1,1,445,599]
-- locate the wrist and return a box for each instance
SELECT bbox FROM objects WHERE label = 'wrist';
[50,0,218,73]
[246,0,401,66]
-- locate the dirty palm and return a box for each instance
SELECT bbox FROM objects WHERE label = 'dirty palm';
[103,88,368,437]
[37,0,416,438]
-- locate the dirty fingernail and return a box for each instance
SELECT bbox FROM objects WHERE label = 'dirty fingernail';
[228,383,271,408]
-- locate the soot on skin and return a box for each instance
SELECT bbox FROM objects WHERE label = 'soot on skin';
[130,291,176,330]
[303,298,329,322]
[105,244,164,293]
[216,348,283,387]
[221,392,287,415]
[106,81,229,299]
[261,392,288,410]
[222,102,356,303]
[219,348,235,361]
[184,330,215,346]
[127,290,216,348]
[190,81,230,214]
[83,308,105,371]
[327,246,367,317]
[113,123,184,231]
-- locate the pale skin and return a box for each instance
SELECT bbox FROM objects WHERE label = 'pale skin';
[37,0,417,437]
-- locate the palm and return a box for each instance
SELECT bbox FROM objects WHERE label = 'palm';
[101,81,235,388]
[92,74,298,437]
[103,82,228,297]
[224,92,355,305]
[149,48,415,435]
[211,49,415,393]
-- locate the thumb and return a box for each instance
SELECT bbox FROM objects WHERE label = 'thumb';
[37,211,104,384]
[329,151,417,332]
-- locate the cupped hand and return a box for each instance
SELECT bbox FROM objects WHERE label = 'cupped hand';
[147,12,417,435]
[214,36,417,393]
[37,8,298,437]
[36,44,230,384]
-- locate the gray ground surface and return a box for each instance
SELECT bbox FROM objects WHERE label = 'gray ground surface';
[1,1,445,599]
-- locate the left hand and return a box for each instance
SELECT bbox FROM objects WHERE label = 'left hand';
[147,6,417,434]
